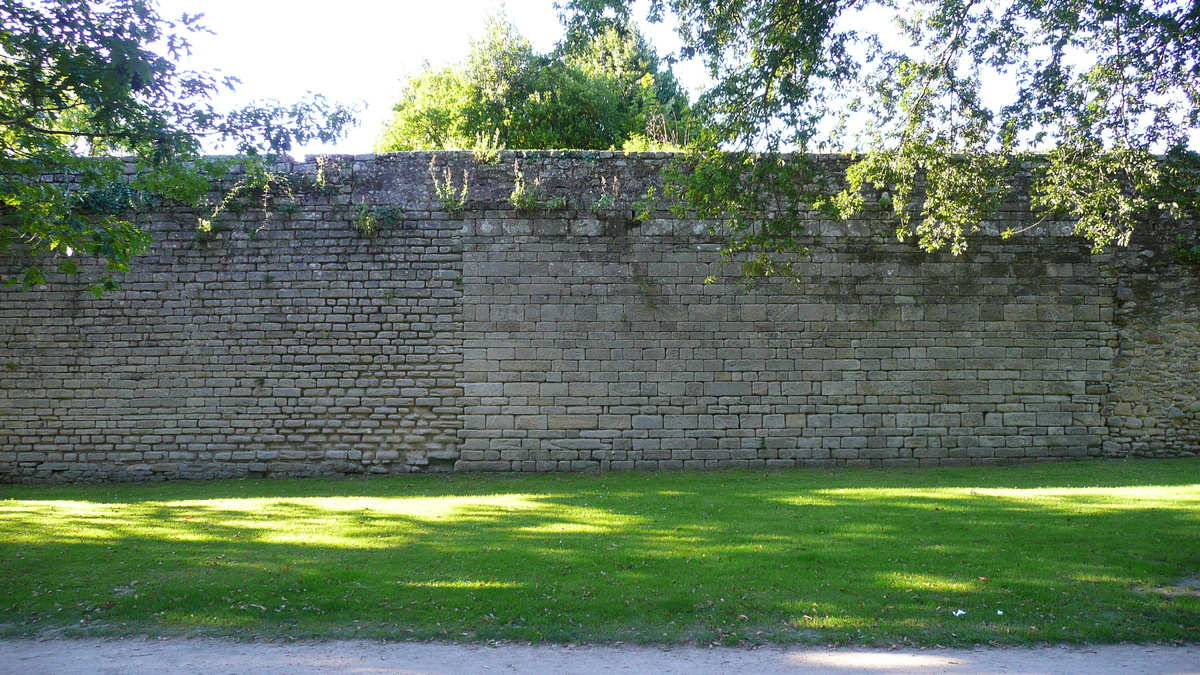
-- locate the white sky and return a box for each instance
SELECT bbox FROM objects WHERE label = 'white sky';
[155,0,710,157]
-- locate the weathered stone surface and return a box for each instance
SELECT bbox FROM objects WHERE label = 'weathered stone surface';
[1102,218,1200,460]
[1,152,1197,482]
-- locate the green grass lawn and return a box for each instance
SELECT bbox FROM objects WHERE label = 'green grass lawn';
[2,459,1198,646]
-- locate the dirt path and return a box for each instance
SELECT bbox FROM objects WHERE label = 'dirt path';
[1,638,1197,675]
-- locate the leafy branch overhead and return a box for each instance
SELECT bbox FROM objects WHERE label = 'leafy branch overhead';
[0,0,356,293]
[564,0,1200,269]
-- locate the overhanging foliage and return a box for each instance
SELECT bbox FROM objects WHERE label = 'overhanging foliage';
[564,0,1200,274]
[0,0,354,293]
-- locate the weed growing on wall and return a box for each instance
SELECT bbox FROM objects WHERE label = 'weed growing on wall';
[592,176,620,213]
[471,129,504,165]
[638,277,658,309]
[632,187,658,222]
[508,160,543,212]
[428,157,470,212]
[352,203,404,238]
[194,217,216,242]
[353,203,380,237]
[1172,235,1200,266]
[194,158,314,241]
[274,202,302,218]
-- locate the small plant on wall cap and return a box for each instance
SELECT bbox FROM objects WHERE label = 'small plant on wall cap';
[429,156,470,212]
[508,160,543,212]
[471,129,504,165]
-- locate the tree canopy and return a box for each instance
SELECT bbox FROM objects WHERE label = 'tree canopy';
[375,13,691,152]
[563,0,1200,269]
[1,0,355,293]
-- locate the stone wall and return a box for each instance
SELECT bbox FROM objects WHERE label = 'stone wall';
[1105,219,1200,457]
[1,155,465,481]
[1,152,1196,482]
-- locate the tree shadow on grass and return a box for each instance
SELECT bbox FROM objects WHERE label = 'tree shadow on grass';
[1,460,1198,644]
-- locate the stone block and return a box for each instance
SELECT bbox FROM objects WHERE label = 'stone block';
[632,415,663,429]
[547,415,598,430]
[708,382,752,397]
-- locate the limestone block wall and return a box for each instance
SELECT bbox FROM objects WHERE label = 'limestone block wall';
[1104,219,1200,457]
[1,156,465,481]
[457,211,1116,471]
[0,152,1196,482]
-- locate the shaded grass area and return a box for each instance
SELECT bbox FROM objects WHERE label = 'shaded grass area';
[1,459,1198,646]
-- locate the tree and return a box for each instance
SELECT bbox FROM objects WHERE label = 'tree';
[562,0,1200,273]
[1,0,355,293]
[375,13,691,152]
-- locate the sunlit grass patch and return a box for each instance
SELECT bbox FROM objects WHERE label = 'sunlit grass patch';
[400,580,522,590]
[1,459,1198,646]
[880,573,980,594]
